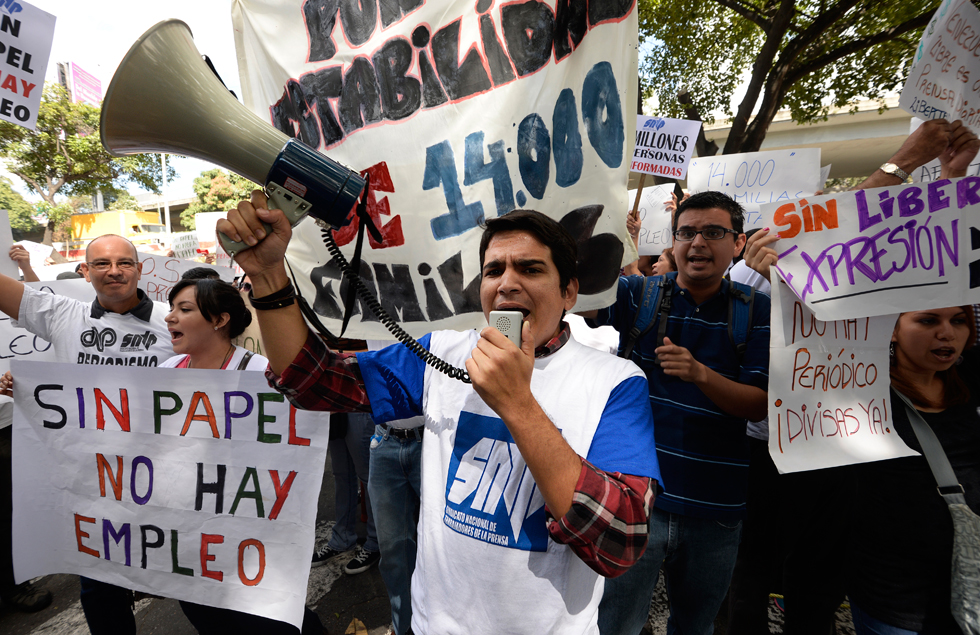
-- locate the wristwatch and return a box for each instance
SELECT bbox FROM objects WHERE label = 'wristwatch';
[879,162,911,182]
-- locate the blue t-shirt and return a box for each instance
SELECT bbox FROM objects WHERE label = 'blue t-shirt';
[592,275,770,520]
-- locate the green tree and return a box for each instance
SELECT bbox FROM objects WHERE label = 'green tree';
[0,177,34,232]
[105,189,141,211]
[0,84,175,244]
[639,0,937,154]
[181,168,258,230]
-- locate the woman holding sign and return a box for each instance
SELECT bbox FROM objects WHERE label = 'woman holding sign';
[743,228,980,635]
[160,278,325,634]
[848,306,980,635]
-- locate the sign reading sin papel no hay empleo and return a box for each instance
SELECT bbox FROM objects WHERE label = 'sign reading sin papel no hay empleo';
[11,361,330,629]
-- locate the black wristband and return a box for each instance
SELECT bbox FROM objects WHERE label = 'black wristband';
[249,282,296,310]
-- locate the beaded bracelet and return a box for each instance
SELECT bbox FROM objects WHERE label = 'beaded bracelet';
[249,282,296,310]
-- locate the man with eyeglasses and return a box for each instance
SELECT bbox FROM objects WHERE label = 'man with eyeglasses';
[0,234,172,632]
[583,191,771,635]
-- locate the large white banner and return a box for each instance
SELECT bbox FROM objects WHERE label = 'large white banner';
[0,0,55,130]
[899,0,980,132]
[688,149,822,228]
[12,361,329,629]
[232,0,639,338]
[767,279,915,473]
[759,178,980,321]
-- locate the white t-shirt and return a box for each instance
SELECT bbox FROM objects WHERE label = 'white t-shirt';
[160,347,269,371]
[14,285,173,367]
[729,260,772,440]
[357,330,660,635]
[565,313,620,354]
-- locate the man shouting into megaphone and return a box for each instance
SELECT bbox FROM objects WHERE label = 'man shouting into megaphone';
[219,192,661,634]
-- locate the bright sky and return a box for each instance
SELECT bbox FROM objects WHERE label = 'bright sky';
[9,0,244,202]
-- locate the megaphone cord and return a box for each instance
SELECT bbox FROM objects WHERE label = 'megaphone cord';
[306,226,472,384]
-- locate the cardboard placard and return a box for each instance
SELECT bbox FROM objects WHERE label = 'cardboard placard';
[627,184,674,256]
[631,116,700,180]
[0,0,56,130]
[688,149,822,228]
[767,279,914,473]
[899,0,980,132]
[12,361,329,628]
[759,178,980,320]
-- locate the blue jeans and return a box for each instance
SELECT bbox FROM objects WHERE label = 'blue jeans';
[851,604,922,635]
[598,507,743,635]
[327,412,378,553]
[367,423,423,635]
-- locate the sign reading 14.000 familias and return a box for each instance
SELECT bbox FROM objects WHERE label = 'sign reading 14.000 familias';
[233,0,640,338]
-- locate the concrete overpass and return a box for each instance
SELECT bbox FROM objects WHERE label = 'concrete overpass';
[136,193,195,232]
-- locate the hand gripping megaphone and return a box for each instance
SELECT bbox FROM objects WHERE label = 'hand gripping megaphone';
[100,19,365,258]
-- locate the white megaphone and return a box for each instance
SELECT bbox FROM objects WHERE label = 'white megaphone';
[100,19,365,258]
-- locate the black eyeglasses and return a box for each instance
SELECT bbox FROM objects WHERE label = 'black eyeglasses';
[86,259,138,271]
[672,227,739,241]
[238,280,252,293]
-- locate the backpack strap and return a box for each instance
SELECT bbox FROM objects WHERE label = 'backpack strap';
[726,280,755,363]
[653,277,674,362]
[619,276,670,359]
[236,350,254,371]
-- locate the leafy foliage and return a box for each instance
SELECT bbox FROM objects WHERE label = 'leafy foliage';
[0,177,35,232]
[638,0,938,153]
[106,189,141,211]
[181,169,258,230]
[0,84,175,242]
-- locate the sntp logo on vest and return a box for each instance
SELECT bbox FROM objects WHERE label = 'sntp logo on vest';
[120,331,158,352]
[444,412,547,551]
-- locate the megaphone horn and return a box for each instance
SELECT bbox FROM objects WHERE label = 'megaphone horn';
[100,19,365,257]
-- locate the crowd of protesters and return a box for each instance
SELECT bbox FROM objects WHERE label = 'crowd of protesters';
[0,117,976,635]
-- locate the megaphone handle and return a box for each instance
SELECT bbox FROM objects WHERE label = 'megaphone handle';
[217,183,313,259]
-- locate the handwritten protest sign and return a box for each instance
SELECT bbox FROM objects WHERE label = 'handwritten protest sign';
[171,232,200,260]
[0,279,92,374]
[0,211,17,279]
[0,0,55,130]
[628,184,674,256]
[15,239,52,267]
[233,0,639,338]
[908,117,980,183]
[899,0,980,132]
[11,361,329,628]
[137,253,235,302]
[759,177,980,321]
[688,149,821,228]
[631,116,700,180]
[767,280,914,473]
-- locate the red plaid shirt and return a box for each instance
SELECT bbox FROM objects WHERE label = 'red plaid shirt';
[267,326,655,578]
